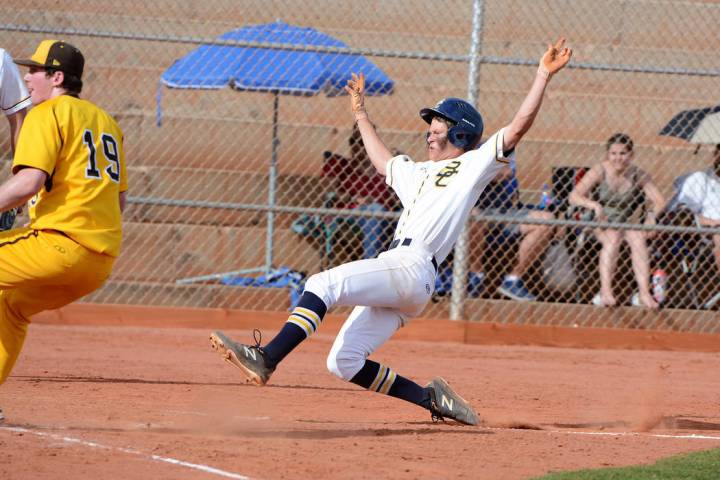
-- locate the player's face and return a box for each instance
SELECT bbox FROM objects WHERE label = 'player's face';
[24,67,63,104]
[606,142,633,171]
[426,118,461,161]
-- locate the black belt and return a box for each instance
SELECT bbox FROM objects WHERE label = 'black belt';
[388,238,439,272]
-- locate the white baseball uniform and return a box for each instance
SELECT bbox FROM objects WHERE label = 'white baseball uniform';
[302,128,515,380]
[0,48,31,117]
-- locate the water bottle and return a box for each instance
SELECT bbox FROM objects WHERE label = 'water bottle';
[539,183,553,210]
[651,268,667,305]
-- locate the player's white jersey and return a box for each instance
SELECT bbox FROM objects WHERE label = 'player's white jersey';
[385,127,515,264]
[0,48,31,116]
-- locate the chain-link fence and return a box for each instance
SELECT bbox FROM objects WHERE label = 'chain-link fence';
[2,1,719,332]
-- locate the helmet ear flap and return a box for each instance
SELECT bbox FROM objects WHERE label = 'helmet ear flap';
[448,127,476,151]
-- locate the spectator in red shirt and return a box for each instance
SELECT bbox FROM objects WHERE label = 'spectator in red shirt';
[322,124,398,258]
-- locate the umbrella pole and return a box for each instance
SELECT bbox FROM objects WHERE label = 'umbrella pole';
[265,92,280,273]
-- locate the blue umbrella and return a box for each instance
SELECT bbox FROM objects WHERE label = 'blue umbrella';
[160,21,394,96]
[159,21,394,275]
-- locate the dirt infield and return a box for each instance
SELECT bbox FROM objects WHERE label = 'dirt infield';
[1,306,719,479]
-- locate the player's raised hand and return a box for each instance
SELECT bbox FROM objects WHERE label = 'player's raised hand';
[539,37,572,78]
[344,72,367,119]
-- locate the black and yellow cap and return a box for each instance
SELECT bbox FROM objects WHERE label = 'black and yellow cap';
[15,40,84,78]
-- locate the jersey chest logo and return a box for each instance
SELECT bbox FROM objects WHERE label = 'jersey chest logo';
[434,160,462,187]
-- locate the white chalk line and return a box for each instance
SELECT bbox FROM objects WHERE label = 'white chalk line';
[164,410,271,421]
[553,430,720,441]
[4,422,718,480]
[488,426,720,441]
[0,426,251,479]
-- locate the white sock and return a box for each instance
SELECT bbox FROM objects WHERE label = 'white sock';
[504,274,520,283]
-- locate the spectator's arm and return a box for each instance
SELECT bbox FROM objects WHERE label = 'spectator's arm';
[568,164,605,219]
[697,215,720,227]
[639,171,666,223]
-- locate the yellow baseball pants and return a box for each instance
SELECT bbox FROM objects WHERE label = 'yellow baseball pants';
[0,228,115,383]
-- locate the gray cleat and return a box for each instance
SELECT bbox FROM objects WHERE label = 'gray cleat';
[210,330,275,386]
[426,377,480,426]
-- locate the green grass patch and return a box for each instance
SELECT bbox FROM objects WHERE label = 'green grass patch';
[533,448,720,479]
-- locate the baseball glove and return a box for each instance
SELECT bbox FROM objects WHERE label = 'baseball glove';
[0,207,19,231]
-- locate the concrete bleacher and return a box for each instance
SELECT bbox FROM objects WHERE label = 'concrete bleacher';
[87,280,293,310]
[1,0,718,314]
[3,2,715,153]
[124,166,329,225]
[115,221,320,283]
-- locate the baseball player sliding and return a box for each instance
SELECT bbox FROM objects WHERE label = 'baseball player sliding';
[211,38,572,425]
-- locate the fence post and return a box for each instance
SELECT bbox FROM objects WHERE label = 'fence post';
[450,0,485,321]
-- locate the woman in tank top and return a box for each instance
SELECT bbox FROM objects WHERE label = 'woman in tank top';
[569,133,666,308]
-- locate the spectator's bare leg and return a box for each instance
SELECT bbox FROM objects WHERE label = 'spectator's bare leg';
[625,230,658,309]
[713,234,720,275]
[595,228,621,306]
[511,210,554,277]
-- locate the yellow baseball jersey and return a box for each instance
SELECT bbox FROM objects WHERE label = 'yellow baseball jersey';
[13,95,127,257]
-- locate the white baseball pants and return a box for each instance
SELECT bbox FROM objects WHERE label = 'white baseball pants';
[303,246,436,381]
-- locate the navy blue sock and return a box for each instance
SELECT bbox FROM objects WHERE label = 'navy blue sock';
[263,291,327,366]
[350,359,431,407]
[390,376,432,408]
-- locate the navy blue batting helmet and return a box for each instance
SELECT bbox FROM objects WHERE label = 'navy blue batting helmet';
[420,98,484,151]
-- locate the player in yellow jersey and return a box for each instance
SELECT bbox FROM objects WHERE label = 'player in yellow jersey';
[0,40,127,422]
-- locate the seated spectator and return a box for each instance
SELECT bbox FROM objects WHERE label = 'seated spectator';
[321,124,398,259]
[671,143,720,274]
[471,155,555,302]
[568,133,665,308]
[291,191,362,269]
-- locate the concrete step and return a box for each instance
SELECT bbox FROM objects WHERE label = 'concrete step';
[114,221,326,283]
[124,166,332,226]
[87,279,294,311]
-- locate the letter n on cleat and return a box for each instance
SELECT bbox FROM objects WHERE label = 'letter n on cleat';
[441,394,454,411]
[243,346,257,360]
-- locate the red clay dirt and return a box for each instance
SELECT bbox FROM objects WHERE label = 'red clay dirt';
[1,304,719,479]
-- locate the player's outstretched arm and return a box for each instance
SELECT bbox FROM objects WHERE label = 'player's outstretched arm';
[503,38,572,153]
[345,72,394,176]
